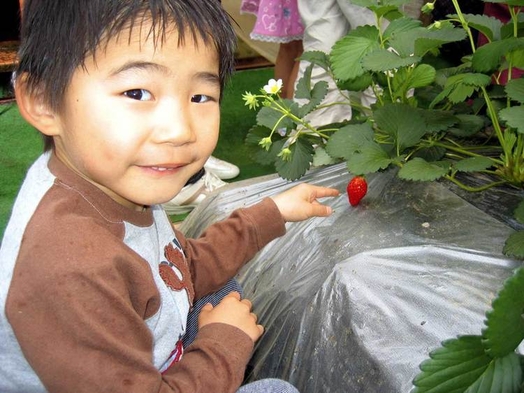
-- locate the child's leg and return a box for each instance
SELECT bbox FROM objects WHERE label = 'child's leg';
[182,278,243,347]
[183,283,299,393]
[275,40,304,99]
[237,379,300,393]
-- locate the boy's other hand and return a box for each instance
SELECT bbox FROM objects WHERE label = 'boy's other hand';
[271,183,340,222]
[198,292,264,343]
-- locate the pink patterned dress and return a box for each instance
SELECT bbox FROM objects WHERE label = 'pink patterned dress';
[240,0,304,43]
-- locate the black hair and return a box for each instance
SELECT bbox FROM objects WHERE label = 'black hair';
[16,0,237,150]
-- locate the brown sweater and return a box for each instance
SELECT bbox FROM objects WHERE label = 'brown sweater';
[1,153,286,393]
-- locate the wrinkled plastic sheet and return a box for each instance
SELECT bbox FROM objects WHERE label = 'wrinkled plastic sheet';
[180,163,522,393]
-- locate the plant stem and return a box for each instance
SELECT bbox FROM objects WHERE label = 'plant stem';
[509,6,519,38]
[428,140,503,164]
[450,0,511,166]
[316,101,353,109]
[480,86,509,164]
[450,0,477,53]
[444,174,507,192]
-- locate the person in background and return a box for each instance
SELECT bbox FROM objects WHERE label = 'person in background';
[295,0,380,126]
[0,0,340,392]
[241,0,303,99]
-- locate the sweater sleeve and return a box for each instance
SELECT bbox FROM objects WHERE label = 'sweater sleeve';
[6,199,283,393]
[6,223,257,393]
[163,323,254,392]
[175,197,286,299]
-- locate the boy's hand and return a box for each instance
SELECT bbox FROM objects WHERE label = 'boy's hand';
[198,292,264,343]
[271,183,340,222]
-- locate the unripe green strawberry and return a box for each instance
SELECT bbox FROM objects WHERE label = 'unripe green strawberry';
[346,176,368,206]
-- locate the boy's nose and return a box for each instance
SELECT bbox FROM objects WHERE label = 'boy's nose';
[153,99,196,145]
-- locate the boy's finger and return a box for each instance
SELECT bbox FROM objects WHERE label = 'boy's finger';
[241,298,252,309]
[310,204,333,217]
[224,291,241,300]
[313,187,340,198]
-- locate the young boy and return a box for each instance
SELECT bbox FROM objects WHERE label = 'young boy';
[0,1,339,392]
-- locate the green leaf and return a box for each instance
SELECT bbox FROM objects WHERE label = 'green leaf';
[275,139,314,181]
[449,84,477,104]
[379,7,404,21]
[505,79,524,104]
[350,0,410,17]
[430,73,491,108]
[398,158,449,181]
[453,157,494,172]
[250,144,278,166]
[312,146,338,167]
[499,106,524,134]
[391,20,464,55]
[413,26,468,58]
[408,63,437,89]
[418,109,458,133]
[337,73,374,92]
[245,135,286,166]
[507,48,524,69]
[413,336,493,393]
[361,48,421,72]
[461,13,503,42]
[464,353,522,393]
[325,123,375,160]
[374,104,427,152]
[472,38,524,73]
[503,231,524,260]
[346,143,392,175]
[488,0,524,6]
[391,64,437,100]
[388,27,428,58]
[500,129,517,155]
[256,105,295,130]
[264,139,287,164]
[448,114,485,137]
[515,199,524,224]
[299,50,330,71]
[482,266,524,356]
[330,25,381,81]
[413,146,447,162]
[347,0,397,9]
[244,125,288,166]
[297,81,329,118]
[414,335,523,393]
[245,124,271,146]
[457,73,495,87]
[295,63,315,100]
[383,17,422,41]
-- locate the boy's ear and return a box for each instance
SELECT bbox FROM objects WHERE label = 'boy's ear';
[15,73,61,137]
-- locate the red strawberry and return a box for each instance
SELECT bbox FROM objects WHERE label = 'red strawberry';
[347,176,368,206]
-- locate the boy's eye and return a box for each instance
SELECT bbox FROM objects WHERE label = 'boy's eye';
[191,94,213,103]
[124,89,153,101]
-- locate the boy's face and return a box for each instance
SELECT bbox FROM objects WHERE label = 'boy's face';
[51,25,221,210]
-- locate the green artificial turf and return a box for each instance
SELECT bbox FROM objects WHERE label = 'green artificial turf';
[0,67,276,238]
[0,104,43,239]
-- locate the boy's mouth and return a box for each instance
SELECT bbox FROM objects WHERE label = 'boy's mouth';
[151,166,176,172]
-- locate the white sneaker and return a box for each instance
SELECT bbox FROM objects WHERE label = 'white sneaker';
[204,156,240,180]
[162,170,227,215]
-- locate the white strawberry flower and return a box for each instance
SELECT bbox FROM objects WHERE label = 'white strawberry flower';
[263,79,283,95]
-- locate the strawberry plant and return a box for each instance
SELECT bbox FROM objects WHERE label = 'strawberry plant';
[243,0,524,259]
[413,265,524,393]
